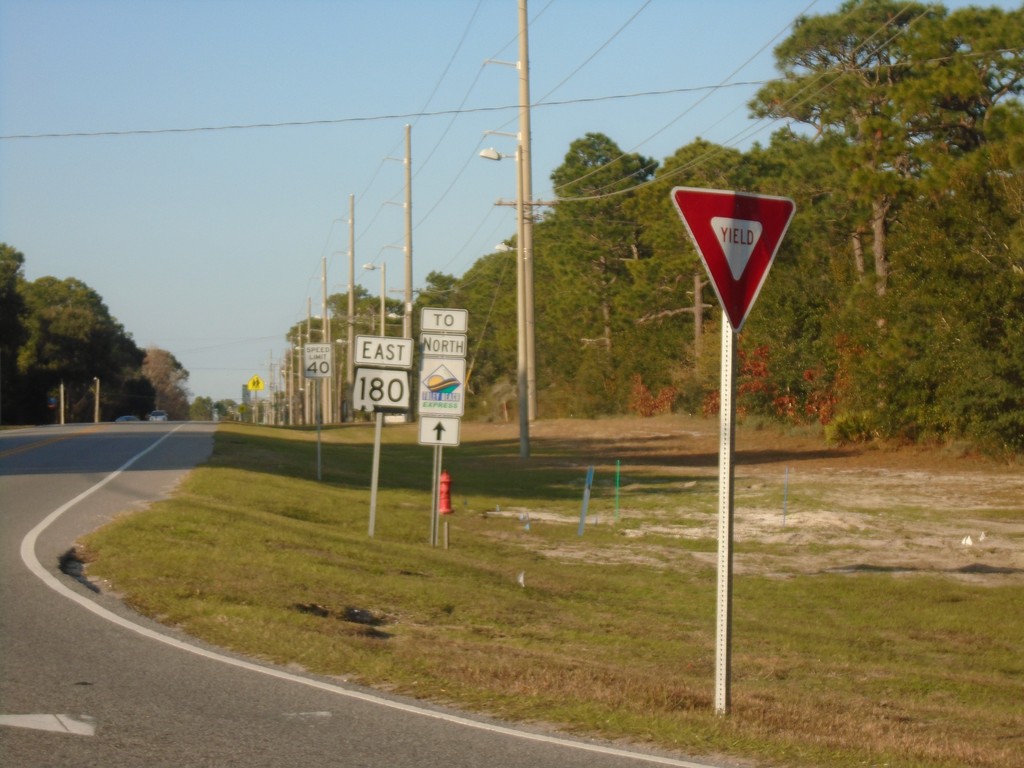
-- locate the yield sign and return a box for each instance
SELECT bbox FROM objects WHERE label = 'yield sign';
[671,187,796,332]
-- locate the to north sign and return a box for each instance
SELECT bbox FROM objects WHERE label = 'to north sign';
[420,307,468,334]
[670,187,795,332]
[420,332,467,358]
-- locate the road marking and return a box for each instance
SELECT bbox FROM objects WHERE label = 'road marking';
[19,424,710,768]
[0,425,107,460]
[0,714,96,736]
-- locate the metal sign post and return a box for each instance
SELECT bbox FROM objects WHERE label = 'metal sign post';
[368,408,383,537]
[303,345,333,482]
[429,445,444,546]
[715,316,737,715]
[316,379,322,481]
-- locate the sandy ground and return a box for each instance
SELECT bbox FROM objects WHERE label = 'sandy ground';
[465,416,1024,585]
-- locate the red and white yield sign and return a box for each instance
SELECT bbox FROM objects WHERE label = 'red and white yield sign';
[670,187,796,332]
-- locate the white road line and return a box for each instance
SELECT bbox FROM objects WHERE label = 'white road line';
[0,714,96,736]
[17,425,709,768]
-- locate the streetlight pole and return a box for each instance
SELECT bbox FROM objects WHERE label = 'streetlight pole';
[347,193,356,422]
[518,0,536,422]
[479,142,529,459]
[404,124,413,341]
[483,2,536,421]
[321,255,331,423]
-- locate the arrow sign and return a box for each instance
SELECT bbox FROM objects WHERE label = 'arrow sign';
[671,187,796,332]
[418,416,460,446]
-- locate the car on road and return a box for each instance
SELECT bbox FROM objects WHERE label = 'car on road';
[115,414,140,422]
[148,410,169,422]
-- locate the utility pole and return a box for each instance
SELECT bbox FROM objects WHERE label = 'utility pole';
[284,344,291,425]
[518,0,536,422]
[404,124,413,341]
[347,193,355,422]
[480,138,528,457]
[515,145,529,458]
[688,272,711,360]
[93,377,100,423]
[268,350,274,425]
[321,255,331,423]
[306,298,312,426]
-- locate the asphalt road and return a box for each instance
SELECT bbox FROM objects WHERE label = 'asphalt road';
[0,422,722,768]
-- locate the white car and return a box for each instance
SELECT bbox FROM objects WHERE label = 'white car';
[148,410,168,422]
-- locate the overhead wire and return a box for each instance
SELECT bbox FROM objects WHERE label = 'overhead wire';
[418,0,658,316]
[548,1,938,205]
[641,1,938,192]
[547,0,824,201]
[0,82,778,142]
[534,0,652,106]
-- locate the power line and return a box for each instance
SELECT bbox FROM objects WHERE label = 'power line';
[0,82,771,141]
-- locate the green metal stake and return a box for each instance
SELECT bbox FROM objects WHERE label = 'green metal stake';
[577,466,595,537]
[615,459,621,522]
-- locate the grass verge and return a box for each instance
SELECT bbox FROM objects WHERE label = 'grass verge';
[82,417,1023,767]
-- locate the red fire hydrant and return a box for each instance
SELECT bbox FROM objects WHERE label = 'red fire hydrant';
[439,469,453,515]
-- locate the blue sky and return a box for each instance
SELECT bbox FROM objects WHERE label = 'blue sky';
[1,0,1014,403]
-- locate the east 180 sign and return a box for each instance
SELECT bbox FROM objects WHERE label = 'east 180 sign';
[353,368,409,412]
[354,335,414,369]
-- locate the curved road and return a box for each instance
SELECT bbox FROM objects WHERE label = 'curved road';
[1,423,720,768]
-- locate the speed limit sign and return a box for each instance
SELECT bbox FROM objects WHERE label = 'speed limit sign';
[304,343,333,379]
[353,368,410,412]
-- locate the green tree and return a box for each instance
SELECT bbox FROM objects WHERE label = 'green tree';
[0,244,28,423]
[17,275,149,422]
[143,347,191,419]
[534,133,657,412]
[852,131,1024,451]
[752,1,1024,296]
[751,0,938,295]
[190,395,214,421]
[446,253,517,409]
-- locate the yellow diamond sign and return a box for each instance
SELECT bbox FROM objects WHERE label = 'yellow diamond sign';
[247,375,265,392]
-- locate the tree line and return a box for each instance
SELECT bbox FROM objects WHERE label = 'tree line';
[0,243,195,423]
[412,0,1023,454]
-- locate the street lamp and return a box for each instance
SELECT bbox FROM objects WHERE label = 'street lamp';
[480,141,529,458]
[363,262,386,335]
